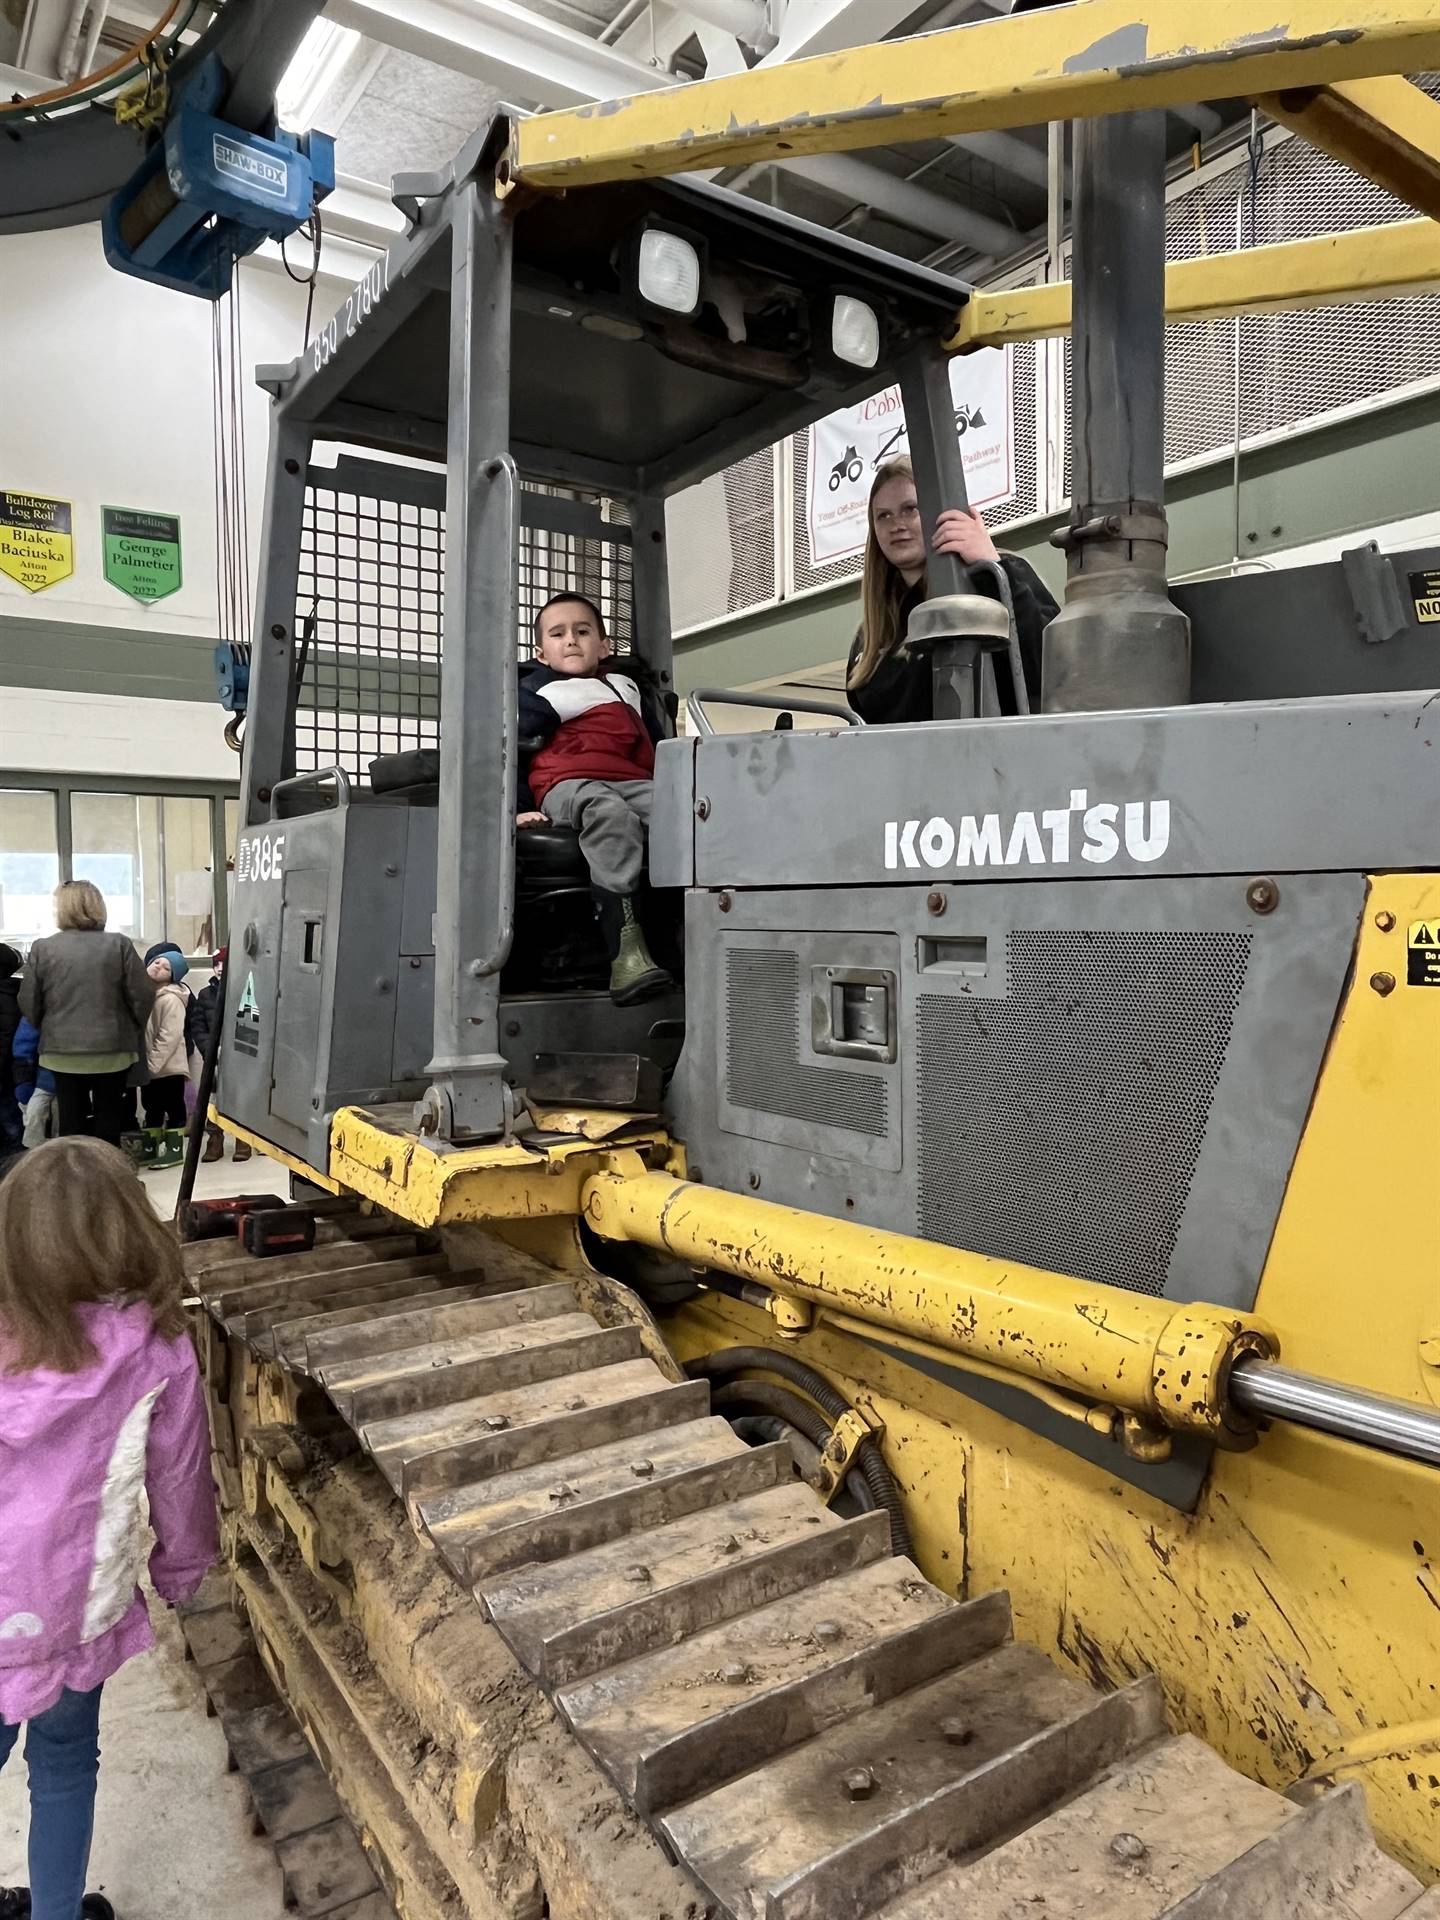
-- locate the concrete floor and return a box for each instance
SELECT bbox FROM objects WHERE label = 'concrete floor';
[0,1147,291,1917]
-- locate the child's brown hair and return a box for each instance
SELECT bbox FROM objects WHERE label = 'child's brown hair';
[0,1137,187,1373]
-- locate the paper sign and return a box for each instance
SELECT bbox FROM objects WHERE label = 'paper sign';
[172,870,213,918]
[806,348,1015,569]
[0,490,74,593]
[103,506,182,603]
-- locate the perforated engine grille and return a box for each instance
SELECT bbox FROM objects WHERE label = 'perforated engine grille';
[917,930,1251,1296]
[726,949,888,1138]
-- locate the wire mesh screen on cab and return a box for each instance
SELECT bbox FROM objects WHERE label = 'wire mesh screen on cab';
[291,480,634,784]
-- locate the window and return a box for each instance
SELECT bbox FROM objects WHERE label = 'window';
[71,792,216,954]
[0,788,60,951]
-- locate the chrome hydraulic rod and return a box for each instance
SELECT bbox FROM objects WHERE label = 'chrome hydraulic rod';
[1230,1358,1440,1467]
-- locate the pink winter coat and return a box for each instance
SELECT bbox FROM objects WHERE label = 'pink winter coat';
[0,1300,217,1723]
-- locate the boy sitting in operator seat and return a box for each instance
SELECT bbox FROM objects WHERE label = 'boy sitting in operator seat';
[517,592,673,1006]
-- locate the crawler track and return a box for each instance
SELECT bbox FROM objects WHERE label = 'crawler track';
[190,1222,1432,1920]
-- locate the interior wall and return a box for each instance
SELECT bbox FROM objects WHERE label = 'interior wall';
[0,227,348,790]
[5,686,240,782]
[675,385,1440,701]
[0,223,313,640]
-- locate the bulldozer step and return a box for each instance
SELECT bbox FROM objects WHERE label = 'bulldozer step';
[189,1226,1434,1920]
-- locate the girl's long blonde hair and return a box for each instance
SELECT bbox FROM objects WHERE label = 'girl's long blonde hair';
[0,1137,187,1373]
[849,455,923,691]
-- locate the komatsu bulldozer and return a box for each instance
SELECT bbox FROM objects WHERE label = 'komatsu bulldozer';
[186,55,1440,1920]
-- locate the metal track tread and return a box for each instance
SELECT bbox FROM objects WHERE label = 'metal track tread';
[175,1576,398,1920]
[192,1233,1428,1920]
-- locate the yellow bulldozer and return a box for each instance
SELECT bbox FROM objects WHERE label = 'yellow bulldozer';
[180,8,1440,1916]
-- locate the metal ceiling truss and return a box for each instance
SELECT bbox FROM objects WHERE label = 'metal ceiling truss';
[324,0,671,107]
[326,0,1031,254]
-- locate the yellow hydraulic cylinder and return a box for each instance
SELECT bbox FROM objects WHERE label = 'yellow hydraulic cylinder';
[581,1171,1276,1444]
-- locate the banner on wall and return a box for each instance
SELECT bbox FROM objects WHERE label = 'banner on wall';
[103,506,183,603]
[0,490,75,593]
[805,347,1014,569]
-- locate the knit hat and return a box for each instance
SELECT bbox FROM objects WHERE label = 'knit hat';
[144,940,184,968]
[212,946,228,968]
[162,951,190,983]
[0,943,20,977]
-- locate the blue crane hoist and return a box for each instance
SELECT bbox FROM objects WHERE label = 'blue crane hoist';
[101,53,334,301]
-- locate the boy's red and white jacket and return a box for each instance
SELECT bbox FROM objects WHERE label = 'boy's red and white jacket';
[518,663,656,809]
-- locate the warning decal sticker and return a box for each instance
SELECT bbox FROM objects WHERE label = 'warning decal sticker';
[233,970,262,1056]
[0,490,74,593]
[1409,569,1440,625]
[1408,922,1440,988]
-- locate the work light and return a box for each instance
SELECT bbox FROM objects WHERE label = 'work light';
[637,228,702,316]
[831,293,880,369]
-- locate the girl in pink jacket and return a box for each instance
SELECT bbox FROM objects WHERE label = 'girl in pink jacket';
[0,1137,218,1920]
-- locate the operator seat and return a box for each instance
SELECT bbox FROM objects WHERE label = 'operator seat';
[367,747,588,882]
[366,663,678,994]
[367,746,607,990]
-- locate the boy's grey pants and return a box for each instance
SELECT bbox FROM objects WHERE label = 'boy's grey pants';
[541,778,653,895]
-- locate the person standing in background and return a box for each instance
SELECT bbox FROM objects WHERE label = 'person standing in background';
[0,947,21,1156]
[846,455,1057,722]
[12,1017,56,1151]
[191,949,250,1164]
[19,885,155,1149]
[140,953,190,1131]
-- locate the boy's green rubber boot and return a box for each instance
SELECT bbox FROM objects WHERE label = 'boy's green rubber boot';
[609,897,673,1007]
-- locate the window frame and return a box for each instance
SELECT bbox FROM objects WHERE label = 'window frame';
[0,771,239,949]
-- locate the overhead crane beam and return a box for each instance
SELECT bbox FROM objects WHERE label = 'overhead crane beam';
[507,0,1440,190]
[947,216,1440,350]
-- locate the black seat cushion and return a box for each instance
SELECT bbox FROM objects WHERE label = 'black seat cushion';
[369,753,587,881]
[370,748,439,795]
[516,823,588,882]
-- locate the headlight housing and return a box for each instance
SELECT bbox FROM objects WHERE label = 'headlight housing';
[830,293,881,370]
[637,227,702,317]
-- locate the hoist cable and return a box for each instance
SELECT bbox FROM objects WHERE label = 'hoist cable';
[281,201,325,349]
[211,270,253,752]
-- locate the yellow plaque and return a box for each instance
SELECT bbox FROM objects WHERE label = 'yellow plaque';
[0,490,75,593]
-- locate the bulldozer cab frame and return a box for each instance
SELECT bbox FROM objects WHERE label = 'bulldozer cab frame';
[226,119,972,1160]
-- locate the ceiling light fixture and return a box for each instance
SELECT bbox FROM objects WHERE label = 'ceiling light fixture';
[276,20,360,132]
